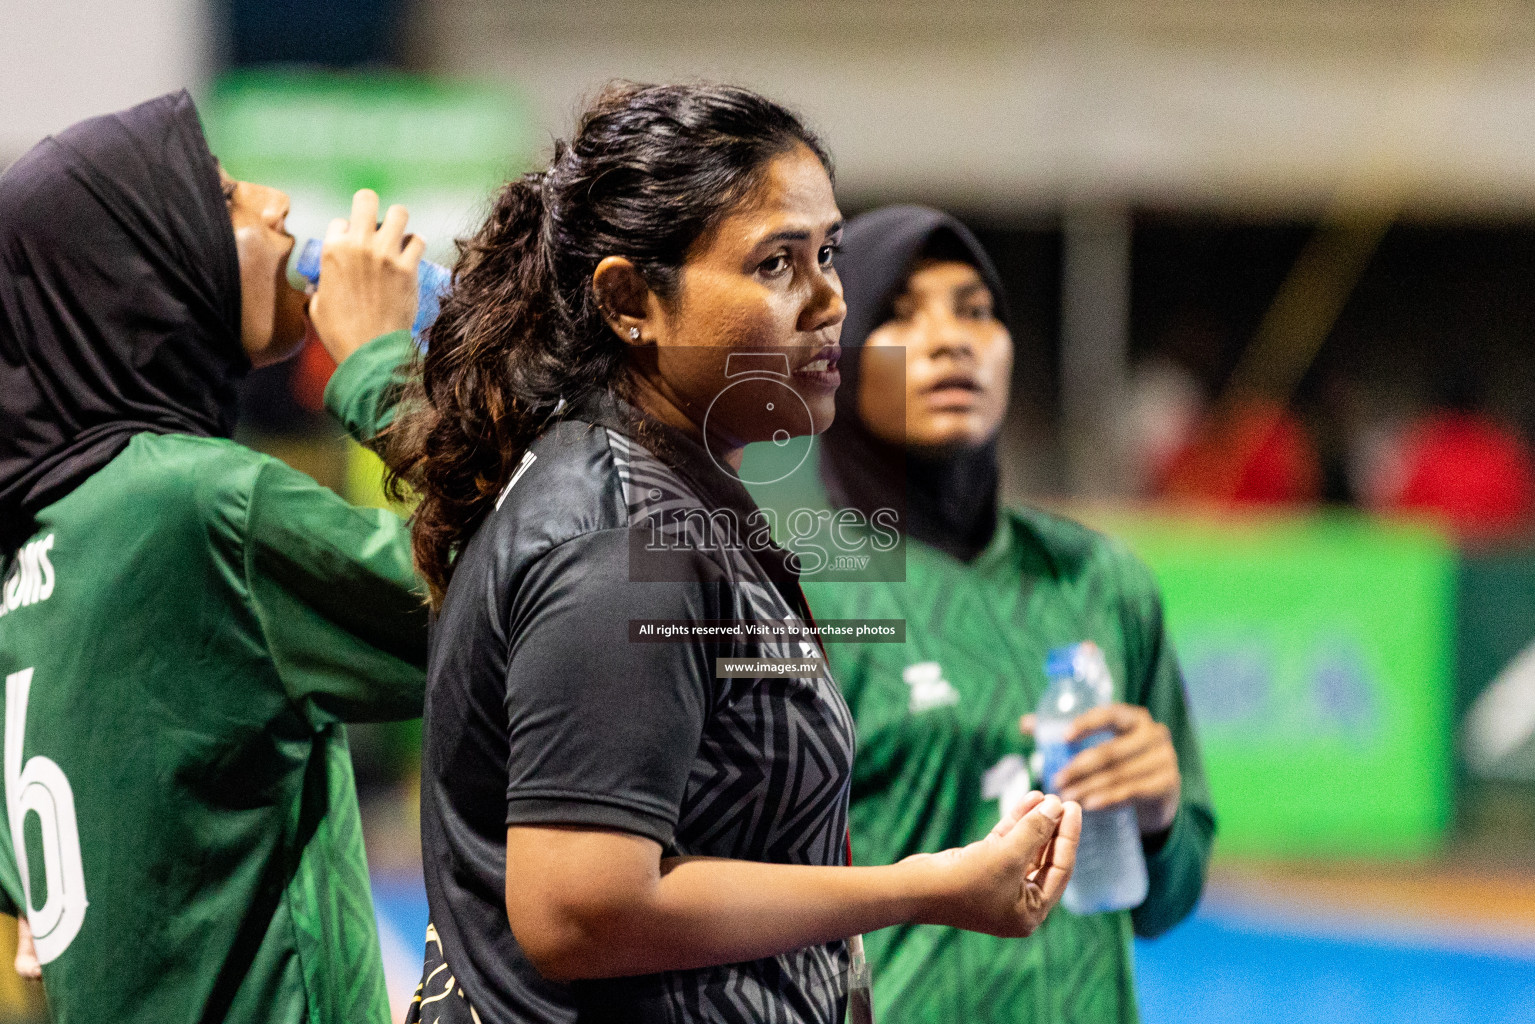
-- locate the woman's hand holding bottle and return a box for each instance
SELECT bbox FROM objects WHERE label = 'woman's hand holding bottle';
[1022,704,1182,836]
[306,188,427,365]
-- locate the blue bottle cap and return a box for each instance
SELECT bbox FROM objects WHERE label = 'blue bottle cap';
[1045,644,1080,680]
[294,238,323,286]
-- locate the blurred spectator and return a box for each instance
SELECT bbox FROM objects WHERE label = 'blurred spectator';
[1314,367,1369,506]
[291,334,340,412]
[1156,398,1322,507]
[1366,370,1535,540]
[1125,355,1206,498]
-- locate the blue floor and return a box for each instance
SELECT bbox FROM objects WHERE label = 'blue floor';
[372,873,1535,1023]
[1135,911,1535,1024]
[373,871,431,952]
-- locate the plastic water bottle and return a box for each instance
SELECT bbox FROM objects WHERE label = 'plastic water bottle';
[292,237,451,351]
[1035,641,1148,915]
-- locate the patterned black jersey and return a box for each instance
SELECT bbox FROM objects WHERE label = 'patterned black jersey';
[410,396,855,1024]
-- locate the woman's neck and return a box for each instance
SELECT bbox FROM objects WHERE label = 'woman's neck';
[625,371,745,470]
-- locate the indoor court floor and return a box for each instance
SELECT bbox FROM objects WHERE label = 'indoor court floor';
[371,863,1535,1023]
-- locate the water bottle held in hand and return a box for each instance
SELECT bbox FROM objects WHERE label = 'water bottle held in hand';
[1035,642,1148,915]
[293,237,450,351]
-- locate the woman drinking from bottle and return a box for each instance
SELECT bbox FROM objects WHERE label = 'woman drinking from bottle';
[384,83,1082,1024]
[0,90,430,1024]
[764,205,1216,1023]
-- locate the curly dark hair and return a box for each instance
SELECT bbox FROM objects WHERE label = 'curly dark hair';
[383,82,831,603]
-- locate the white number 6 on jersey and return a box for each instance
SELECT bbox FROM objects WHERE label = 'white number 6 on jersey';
[5,669,87,963]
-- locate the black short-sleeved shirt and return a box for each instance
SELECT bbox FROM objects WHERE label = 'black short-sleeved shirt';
[411,397,856,1024]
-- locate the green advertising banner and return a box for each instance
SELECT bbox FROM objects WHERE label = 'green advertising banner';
[1089,511,1456,859]
[202,69,534,265]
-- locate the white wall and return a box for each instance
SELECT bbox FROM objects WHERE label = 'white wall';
[10,0,1534,215]
[0,0,211,167]
[414,0,1535,216]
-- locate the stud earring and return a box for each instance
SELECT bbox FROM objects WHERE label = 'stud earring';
[629,327,641,341]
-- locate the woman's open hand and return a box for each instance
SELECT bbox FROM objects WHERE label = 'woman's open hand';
[904,791,1081,938]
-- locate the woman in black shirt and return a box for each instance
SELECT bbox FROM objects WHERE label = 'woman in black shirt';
[388,82,1082,1024]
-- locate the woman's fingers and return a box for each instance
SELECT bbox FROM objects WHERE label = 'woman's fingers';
[926,794,1076,938]
[377,202,410,252]
[1073,775,1158,814]
[324,216,349,245]
[1053,716,1169,791]
[1031,801,1081,907]
[14,916,39,981]
[1002,794,1065,868]
[1066,703,1147,742]
[1077,769,1181,817]
[399,231,429,270]
[1062,746,1166,810]
[1052,731,1155,791]
[348,188,380,237]
[308,190,422,364]
[989,789,1046,839]
[1059,744,1177,809]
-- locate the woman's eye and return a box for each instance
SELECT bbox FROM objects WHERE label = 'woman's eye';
[959,304,993,321]
[818,244,838,268]
[758,253,790,276]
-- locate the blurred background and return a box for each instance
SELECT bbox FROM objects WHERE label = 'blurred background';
[8,0,1535,1020]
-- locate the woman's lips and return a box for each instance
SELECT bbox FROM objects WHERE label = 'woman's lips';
[924,375,983,408]
[792,349,841,390]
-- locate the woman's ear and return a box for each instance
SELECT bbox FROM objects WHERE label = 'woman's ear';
[593,256,657,347]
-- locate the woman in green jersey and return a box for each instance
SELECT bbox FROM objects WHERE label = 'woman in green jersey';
[800,206,1216,1023]
[0,91,427,1023]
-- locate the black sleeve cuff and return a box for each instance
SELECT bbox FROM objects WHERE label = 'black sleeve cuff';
[1141,823,1172,857]
[1132,801,1216,939]
[1143,805,1190,874]
[506,792,677,848]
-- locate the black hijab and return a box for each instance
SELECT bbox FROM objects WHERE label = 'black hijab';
[819,205,1011,563]
[0,90,244,545]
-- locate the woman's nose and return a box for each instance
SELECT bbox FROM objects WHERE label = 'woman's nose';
[924,313,976,361]
[263,188,290,228]
[801,271,846,335]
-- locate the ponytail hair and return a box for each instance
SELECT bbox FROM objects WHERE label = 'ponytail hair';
[384,82,830,603]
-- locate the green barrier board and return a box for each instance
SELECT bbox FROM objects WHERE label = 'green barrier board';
[1088,511,1456,858]
[1453,548,1535,783]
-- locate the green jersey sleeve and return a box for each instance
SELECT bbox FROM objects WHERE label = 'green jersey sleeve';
[1113,545,1217,939]
[243,456,427,727]
[323,329,415,445]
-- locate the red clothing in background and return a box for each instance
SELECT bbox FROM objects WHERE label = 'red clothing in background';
[1381,412,1535,539]
[1157,401,1321,507]
[289,333,338,412]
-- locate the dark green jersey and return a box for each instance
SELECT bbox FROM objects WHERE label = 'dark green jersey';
[0,331,425,1024]
[797,502,1215,1024]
